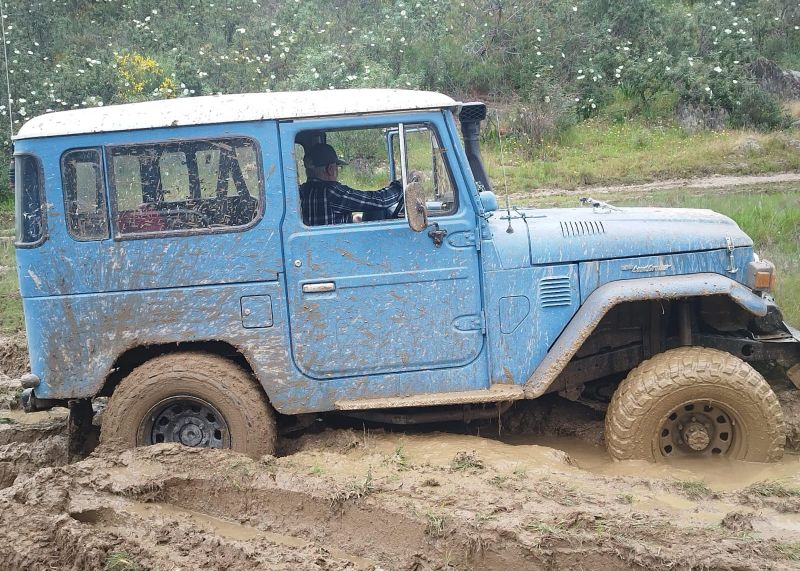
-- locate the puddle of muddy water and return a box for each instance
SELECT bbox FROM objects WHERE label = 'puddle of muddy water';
[0,408,68,425]
[312,428,800,492]
[124,501,374,570]
[518,434,800,491]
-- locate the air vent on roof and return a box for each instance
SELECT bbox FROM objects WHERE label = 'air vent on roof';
[560,220,605,237]
[539,276,573,308]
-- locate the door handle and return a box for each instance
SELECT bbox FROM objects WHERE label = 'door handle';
[302,282,336,293]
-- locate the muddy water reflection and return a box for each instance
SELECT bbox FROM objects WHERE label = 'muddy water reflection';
[367,431,800,490]
[519,434,800,490]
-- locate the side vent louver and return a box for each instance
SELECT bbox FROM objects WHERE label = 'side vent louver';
[539,276,573,308]
[560,220,605,237]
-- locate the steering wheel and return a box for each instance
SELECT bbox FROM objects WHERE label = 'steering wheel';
[390,192,405,219]
[163,208,211,230]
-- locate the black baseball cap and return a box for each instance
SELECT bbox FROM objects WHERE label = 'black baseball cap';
[304,143,348,167]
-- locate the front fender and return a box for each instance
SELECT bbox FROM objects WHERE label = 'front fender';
[523,273,769,398]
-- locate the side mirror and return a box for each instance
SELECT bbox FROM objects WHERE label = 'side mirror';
[480,191,499,213]
[405,181,428,232]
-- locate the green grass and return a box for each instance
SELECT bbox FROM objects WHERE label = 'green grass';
[450,450,485,472]
[674,479,711,500]
[776,542,800,562]
[0,232,23,335]
[104,552,144,571]
[744,479,800,498]
[484,118,800,190]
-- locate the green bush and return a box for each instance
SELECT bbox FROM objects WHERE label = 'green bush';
[729,86,793,130]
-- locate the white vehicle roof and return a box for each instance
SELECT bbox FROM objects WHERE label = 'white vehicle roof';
[14,89,460,140]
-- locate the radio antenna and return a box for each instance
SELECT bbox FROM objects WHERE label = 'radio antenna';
[0,0,12,141]
[495,110,513,233]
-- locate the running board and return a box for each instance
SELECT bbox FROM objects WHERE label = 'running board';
[334,385,524,411]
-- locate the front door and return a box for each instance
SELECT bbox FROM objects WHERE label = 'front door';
[281,114,485,384]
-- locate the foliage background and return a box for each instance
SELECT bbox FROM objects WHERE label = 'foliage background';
[0,0,798,136]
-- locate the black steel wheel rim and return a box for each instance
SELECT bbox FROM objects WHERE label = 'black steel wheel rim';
[142,396,231,448]
[658,400,735,457]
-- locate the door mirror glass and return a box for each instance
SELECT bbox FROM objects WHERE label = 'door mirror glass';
[404,180,428,232]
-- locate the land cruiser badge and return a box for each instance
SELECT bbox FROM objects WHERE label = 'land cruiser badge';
[620,263,672,273]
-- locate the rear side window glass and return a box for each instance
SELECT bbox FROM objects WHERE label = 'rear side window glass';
[14,155,46,246]
[62,149,109,240]
[108,137,262,236]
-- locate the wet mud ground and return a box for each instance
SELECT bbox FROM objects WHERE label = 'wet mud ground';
[1,344,800,569]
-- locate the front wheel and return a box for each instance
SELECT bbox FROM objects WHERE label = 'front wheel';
[605,347,785,462]
[102,352,276,458]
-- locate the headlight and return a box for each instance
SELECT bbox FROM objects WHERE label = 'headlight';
[747,259,777,292]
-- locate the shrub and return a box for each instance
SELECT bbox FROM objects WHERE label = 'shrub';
[730,85,793,130]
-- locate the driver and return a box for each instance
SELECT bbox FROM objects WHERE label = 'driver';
[299,143,403,226]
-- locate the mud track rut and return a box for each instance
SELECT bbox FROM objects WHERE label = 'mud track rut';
[1,346,800,569]
[1,431,799,571]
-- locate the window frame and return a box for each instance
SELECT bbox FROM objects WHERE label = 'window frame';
[13,153,48,248]
[295,121,460,229]
[60,147,110,242]
[106,135,266,241]
[392,122,459,219]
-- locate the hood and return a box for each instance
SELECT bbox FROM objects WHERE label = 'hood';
[487,206,752,268]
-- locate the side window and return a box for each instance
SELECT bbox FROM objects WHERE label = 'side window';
[108,137,262,236]
[392,124,457,216]
[62,149,109,240]
[14,154,46,246]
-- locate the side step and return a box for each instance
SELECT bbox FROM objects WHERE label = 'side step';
[334,384,524,411]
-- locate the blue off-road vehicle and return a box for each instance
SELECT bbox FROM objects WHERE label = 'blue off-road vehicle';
[13,90,800,461]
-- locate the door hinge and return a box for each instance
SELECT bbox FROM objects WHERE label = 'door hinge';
[474,227,482,251]
[480,310,487,335]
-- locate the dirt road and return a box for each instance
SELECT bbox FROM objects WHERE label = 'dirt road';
[515,172,800,199]
[1,370,800,570]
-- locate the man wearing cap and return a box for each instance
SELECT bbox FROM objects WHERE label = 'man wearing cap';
[299,143,404,226]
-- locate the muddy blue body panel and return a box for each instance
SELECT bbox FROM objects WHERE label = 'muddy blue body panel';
[14,106,773,413]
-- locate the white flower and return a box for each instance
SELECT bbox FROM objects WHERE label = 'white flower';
[572,6,577,11]
[714,66,722,72]
[273,29,281,36]
[647,57,653,62]
[724,29,731,34]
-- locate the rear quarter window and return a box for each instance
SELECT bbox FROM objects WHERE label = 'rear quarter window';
[62,149,109,241]
[14,154,46,246]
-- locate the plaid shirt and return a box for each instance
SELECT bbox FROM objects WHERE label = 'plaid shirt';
[299,178,404,226]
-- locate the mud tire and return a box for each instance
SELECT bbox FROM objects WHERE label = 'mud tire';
[102,352,276,457]
[605,347,785,462]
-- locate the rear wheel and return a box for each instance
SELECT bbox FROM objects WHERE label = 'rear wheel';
[605,347,785,462]
[102,352,276,458]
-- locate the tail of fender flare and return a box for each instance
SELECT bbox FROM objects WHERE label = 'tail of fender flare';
[523,273,770,398]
